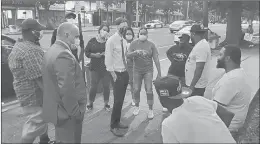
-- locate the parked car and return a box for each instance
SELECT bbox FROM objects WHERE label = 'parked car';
[1,34,16,98]
[169,20,195,33]
[174,25,220,49]
[144,20,163,29]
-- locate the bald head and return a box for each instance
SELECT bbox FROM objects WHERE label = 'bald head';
[56,22,80,47]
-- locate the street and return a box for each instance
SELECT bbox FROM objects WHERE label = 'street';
[2,24,259,143]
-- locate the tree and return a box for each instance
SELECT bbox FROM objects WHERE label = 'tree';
[103,0,124,23]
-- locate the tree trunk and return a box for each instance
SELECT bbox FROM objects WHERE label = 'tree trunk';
[225,1,242,46]
[126,0,133,27]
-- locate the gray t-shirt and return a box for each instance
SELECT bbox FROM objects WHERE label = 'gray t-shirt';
[128,39,159,73]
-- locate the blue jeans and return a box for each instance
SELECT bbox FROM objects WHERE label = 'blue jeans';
[133,71,154,106]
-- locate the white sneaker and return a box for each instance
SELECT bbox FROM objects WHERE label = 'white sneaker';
[131,100,135,106]
[162,107,168,112]
[148,110,154,119]
[133,107,140,116]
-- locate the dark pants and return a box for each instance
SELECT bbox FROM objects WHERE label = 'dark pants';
[191,87,206,96]
[110,71,129,129]
[89,71,111,103]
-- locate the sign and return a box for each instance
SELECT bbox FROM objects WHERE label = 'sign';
[75,1,81,14]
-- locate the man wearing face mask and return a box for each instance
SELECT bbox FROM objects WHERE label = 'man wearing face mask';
[8,18,51,144]
[42,22,87,143]
[105,17,129,137]
[212,45,251,140]
[51,12,83,62]
[153,76,236,143]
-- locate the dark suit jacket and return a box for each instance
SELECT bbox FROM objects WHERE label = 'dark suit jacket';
[42,40,87,128]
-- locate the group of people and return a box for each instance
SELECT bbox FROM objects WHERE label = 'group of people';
[7,11,254,143]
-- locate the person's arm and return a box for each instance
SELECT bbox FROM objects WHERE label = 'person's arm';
[85,39,99,58]
[51,29,57,46]
[54,51,81,117]
[166,47,175,63]
[23,49,44,91]
[189,47,208,90]
[152,43,161,77]
[216,104,235,127]
[213,79,238,107]
[105,38,115,72]
[162,124,179,143]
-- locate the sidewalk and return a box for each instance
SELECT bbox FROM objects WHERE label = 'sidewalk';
[1,47,259,143]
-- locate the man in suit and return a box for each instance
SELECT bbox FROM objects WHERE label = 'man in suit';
[51,12,84,62]
[42,22,87,143]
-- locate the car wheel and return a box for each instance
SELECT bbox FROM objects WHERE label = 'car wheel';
[161,24,163,28]
[170,30,173,33]
[154,25,156,28]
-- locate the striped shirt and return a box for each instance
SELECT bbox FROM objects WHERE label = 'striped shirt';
[8,41,44,107]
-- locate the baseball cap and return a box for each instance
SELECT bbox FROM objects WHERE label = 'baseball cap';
[190,24,208,33]
[65,12,76,19]
[114,17,127,25]
[21,18,46,31]
[178,33,190,41]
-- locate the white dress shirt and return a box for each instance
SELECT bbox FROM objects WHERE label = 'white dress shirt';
[105,32,128,72]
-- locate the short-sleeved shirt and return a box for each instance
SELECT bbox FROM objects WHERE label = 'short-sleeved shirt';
[185,39,211,88]
[212,68,251,132]
[8,41,44,107]
[162,96,236,143]
[128,39,159,73]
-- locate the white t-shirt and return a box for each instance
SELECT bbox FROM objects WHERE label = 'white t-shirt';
[185,39,211,88]
[212,68,251,132]
[162,96,235,143]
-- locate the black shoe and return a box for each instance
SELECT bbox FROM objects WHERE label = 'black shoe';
[39,136,50,144]
[117,123,128,129]
[87,104,93,111]
[110,128,125,137]
[104,104,111,111]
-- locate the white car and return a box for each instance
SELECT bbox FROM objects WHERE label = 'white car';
[174,26,192,42]
[169,20,194,33]
[144,20,163,29]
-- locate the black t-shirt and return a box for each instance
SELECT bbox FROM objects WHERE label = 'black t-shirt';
[166,44,192,77]
[85,37,106,72]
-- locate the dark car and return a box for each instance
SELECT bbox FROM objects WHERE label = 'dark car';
[1,34,16,99]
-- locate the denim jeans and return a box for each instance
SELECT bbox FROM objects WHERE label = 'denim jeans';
[133,71,154,106]
[89,71,111,104]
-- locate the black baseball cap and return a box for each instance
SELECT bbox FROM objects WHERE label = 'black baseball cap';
[65,12,76,19]
[21,18,46,31]
[114,17,127,25]
[190,24,208,33]
[178,33,190,41]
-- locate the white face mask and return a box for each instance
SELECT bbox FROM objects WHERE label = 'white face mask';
[100,30,108,38]
[139,35,147,41]
[67,18,76,24]
[125,35,133,41]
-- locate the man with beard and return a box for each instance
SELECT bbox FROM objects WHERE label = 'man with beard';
[8,18,51,143]
[51,12,83,62]
[212,45,251,140]
[105,17,129,137]
[185,24,211,96]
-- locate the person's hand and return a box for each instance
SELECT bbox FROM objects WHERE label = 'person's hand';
[135,50,143,55]
[110,71,117,82]
[95,53,102,58]
[100,52,105,56]
[181,87,193,97]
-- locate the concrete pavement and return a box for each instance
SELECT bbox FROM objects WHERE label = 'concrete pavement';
[2,46,259,143]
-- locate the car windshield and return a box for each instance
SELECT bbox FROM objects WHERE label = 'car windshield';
[172,21,186,25]
[179,26,192,33]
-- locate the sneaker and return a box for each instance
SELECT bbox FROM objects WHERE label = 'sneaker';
[131,100,135,106]
[110,128,125,137]
[148,110,154,119]
[133,107,140,116]
[162,107,168,112]
[87,104,93,111]
[104,104,111,111]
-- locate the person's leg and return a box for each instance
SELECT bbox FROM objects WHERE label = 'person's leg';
[88,71,101,109]
[20,106,48,143]
[102,71,112,110]
[110,71,129,129]
[144,71,154,119]
[74,115,84,143]
[133,71,143,115]
[128,67,135,105]
[55,121,76,143]
[191,88,206,96]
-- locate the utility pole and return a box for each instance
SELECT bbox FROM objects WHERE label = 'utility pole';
[126,0,133,27]
[136,0,139,27]
[186,1,189,20]
[203,1,208,40]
